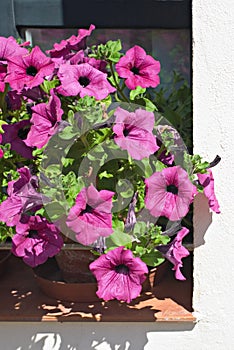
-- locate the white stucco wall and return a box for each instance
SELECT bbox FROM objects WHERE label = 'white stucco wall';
[1,1,234,349]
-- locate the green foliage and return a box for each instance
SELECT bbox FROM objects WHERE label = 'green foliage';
[90,40,122,63]
[153,72,192,150]
[131,222,170,267]
[184,153,210,179]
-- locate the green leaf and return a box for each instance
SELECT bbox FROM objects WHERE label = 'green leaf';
[44,164,61,177]
[154,160,167,172]
[135,158,153,178]
[98,170,114,179]
[141,250,165,267]
[109,230,134,247]
[42,79,59,94]
[61,157,74,168]
[130,86,146,100]
[44,201,66,221]
[133,221,147,237]
[58,126,78,140]
[143,98,158,112]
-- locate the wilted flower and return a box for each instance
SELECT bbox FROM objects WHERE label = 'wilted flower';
[145,166,195,221]
[113,107,159,160]
[115,45,160,90]
[2,120,34,159]
[89,246,148,303]
[12,215,63,267]
[48,24,95,59]
[25,91,63,148]
[0,134,3,158]
[156,227,190,280]
[0,36,27,92]
[66,185,114,245]
[0,167,44,226]
[197,169,220,214]
[5,90,22,110]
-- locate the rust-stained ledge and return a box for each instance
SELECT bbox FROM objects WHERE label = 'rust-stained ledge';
[0,253,195,322]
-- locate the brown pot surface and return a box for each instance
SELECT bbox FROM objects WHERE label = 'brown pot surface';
[142,260,170,292]
[55,248,96,283]
[0,251,11,277]
[34,257,99,303]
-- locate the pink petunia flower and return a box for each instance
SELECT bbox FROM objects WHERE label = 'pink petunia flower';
[2,120,33,159]
[197,169,220,213]
[47,24,95,59]
[12,215,63,267]
[6,90,22,110]
[0,167,44,226]
[57,63,115,100]
[56,62,114,98]
[0,36,28,91]
[145,166,196,221]
[21,86,46,102]
[0,36,28,65]
[66,185,115,246]
[0,65,7,92]
[115,45,160,90]
[113,107,159,160]
[156,227,190,280]
[89,246,148,303]
[0,134,3,158]
[25,92,63,148]
[6,46,55,91]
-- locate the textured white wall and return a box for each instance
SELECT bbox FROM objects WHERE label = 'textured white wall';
[1,1,234,349]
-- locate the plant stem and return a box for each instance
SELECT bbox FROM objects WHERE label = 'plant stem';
[109,62,129,103]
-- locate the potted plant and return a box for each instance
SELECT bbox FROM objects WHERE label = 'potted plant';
[0,25,220,303]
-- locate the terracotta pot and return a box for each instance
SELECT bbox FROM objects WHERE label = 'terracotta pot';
[33,249,169,303]
[34,257,99,302]
[0,251,11,277]
[55,247,96,283]
[142,260,169,292]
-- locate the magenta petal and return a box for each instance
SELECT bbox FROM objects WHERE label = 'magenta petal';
[145,166,196,220]
[156,227,190,280]
[66,185,114,245]
[197,169,220,213]
[113,107,159,160]
[6,46,55,91]
[25,92,63,148]
[116,45,160,90]
[58,63,115,100]
[12,215,63,267]
[0,196,22,226]
[90,246,148,303]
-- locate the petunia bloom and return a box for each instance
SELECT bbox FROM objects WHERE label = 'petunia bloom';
[89,246,148,303]
[0,167,44,226]
[0,36,28,92]
[5,90,22,110]
[25,92,63,148]
[66,185,115,246]
[197,169,220,213]
[115,45,160,90]
[156,227,190,280]
[0,134,3,158]
[145,166,196,221]
[57,63,116,100]
[47,24,95,59]
[0,36,27,65]
[12,215,63,267]
[113,107,159,160]
[6,46,55,91]
[2,120,34,159]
